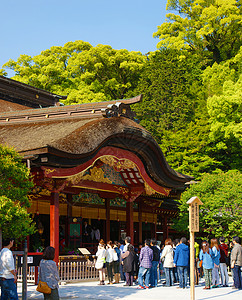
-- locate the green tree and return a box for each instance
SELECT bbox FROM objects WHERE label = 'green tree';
[203,48,242,171]
[131,49,220,178]
[0,144,35,242]
[173,170,242,240]
[153,0,242,64]
[3,41,146,104]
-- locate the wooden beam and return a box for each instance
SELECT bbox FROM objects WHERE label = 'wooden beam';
[50,191,59,263]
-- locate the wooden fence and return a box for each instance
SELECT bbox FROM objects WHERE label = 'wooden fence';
[17,258,100,283]
[59,259,99,282]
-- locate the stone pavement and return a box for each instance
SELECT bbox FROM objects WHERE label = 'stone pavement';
[16,277,241,300]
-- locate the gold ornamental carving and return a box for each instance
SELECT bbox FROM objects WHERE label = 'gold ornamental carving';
[144,182,157,196]
[100,156,136,171]
[67,167,112,185]
[44,168,56,175]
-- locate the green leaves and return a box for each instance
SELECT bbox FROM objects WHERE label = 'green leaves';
[0,196,35,239]
[3,41,146,103]
[174,170,242,239]
[154,0,242,64]
[0,144,35,239]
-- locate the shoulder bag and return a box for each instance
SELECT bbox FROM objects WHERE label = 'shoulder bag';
[36,265,51,294]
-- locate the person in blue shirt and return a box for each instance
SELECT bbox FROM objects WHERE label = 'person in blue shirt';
[210,238,220,288]
[173,237,190,289]
[199,241,214,289]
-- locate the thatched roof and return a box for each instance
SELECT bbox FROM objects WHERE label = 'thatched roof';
[0,94,192,189]
[0,75,66,109]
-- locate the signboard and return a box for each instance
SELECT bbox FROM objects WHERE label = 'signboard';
[189,202,200,232]
[78,248,91,255]
[187,196,203,233]
[17,253,43,267]
[21,256,33,264]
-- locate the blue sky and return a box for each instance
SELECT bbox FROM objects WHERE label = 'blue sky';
[1,0,167,76]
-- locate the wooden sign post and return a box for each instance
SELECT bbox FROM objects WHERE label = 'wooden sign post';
[187,196,203,300]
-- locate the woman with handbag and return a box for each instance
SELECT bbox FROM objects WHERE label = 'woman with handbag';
[38,246,60,299]
[95,239,106,285]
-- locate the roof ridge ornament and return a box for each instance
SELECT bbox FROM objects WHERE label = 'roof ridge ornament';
[101,102,137,120]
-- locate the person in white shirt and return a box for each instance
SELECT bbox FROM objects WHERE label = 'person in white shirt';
[160,238,174,287]
[106,241,115,284]
[95,239,106,285]
[0,238,18,300]
[123,236,131,253]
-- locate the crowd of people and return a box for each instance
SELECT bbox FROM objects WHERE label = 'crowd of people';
[0,235,241,299]
[94,236,242,291]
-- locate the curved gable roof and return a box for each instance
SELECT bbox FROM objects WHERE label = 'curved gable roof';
[0,95,193,190]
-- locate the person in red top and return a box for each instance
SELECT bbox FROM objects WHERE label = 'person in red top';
[219,237,229,287]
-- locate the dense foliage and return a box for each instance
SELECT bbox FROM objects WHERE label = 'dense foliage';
[0,144,35,239]
[174,171,242,240]
[130,49,222,178]
[153,0,242,64]
[3,41,146,104]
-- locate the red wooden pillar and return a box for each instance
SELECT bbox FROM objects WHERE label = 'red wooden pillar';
[126,201,134,244]
[50,191,59,263]
[105,199,110,242]
[138,202,143,244]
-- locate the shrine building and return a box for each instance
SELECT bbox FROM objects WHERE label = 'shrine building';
[0,75,193,261]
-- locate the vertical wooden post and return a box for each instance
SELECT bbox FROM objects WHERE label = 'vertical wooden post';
[126,201,134,244]
[22,240,28,300]
[66,194,72,248]
[190,222,195,300]
[138,202,143,244]
[187,196,203,300]
[105,199,110,242]
[50,191,59,263]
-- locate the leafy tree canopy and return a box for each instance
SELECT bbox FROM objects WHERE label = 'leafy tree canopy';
[133,49,203,135]
[202,48,242,171]
[2,41,146,104]
[208,75,242,147]
[153,0,242,64]
[0,196,35,239]
[174,170,242,240]
[131,49,221,178]
[0,144,35,239]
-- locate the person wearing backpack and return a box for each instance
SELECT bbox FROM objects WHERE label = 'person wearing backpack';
[219,237,229,287]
